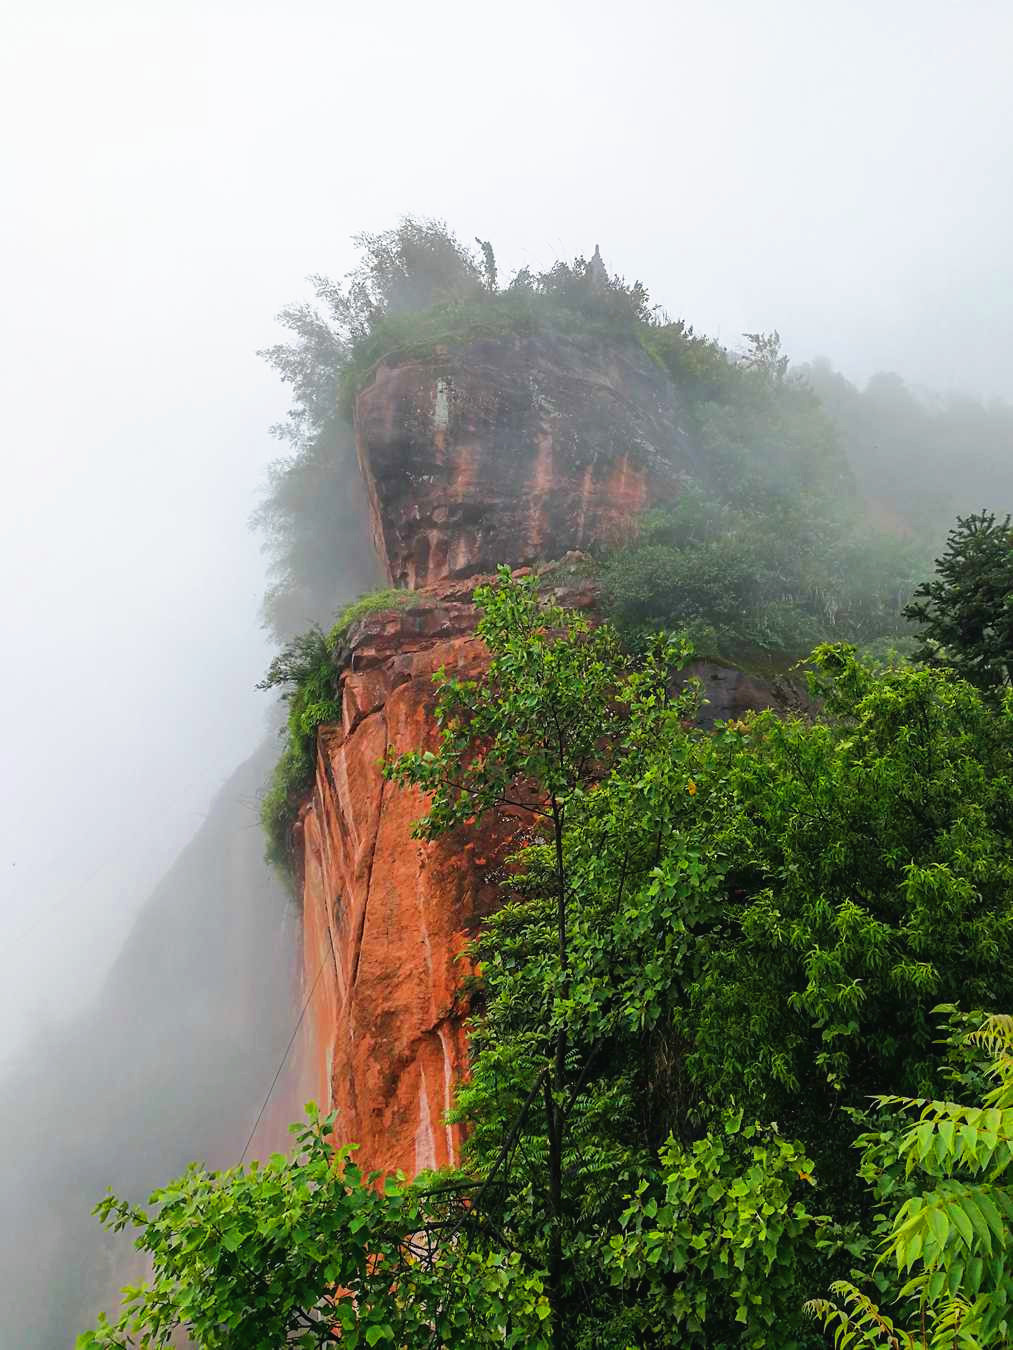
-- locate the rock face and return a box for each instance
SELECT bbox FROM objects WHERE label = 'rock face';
[296,576,594,1176]
[354,329,700,589]
[682,660,815,728]
[297,596,491,1175]
[296,326,789,1179]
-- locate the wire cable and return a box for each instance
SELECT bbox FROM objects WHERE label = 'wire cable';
[240,951,329,1164]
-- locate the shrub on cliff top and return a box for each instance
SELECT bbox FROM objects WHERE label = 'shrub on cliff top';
[253,218,480,641]
[255,219,861,643]
[335,284,662,416]
[601,487,928,665]
[260,217,664,419]
[328,586,415,642]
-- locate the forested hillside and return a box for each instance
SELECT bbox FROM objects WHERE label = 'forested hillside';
[80,223,1011,1350]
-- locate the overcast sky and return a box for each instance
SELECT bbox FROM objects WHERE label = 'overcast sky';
[1,0,1012,1059]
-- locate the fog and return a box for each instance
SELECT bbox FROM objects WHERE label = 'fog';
[1,0,1011,1344]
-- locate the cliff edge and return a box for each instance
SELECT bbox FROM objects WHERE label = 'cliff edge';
[355,329,700,588]
[296,326,772,1175]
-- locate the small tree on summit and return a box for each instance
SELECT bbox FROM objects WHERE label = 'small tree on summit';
[904,510,1013,695]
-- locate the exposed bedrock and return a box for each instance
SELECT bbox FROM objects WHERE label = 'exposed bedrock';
[354,329,700,588]
[297,328,793,1179]
[296,579,595,1176]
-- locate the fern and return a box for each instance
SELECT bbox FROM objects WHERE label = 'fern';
[805,1279,915,1348]
[808,1015,1012,1348]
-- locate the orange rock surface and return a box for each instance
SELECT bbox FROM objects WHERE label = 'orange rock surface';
[296,581,593,1177]
[296,598,500,1174]
[294,327,769,1180]
[355,329,698,588]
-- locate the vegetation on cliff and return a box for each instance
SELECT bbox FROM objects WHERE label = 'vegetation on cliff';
[257,588,416,866]
[600,486,926,662]
[83,560,1012,1347]
[89,218,1010,1340]
[255,221,1013,642]
[388,569,1012,1348]
[253,218,950,865]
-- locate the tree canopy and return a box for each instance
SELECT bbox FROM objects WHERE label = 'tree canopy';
[84,572,1013,1348]
[904,510,1013,695]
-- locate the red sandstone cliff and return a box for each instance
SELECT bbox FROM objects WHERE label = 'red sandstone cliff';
[296,328,789,1178]
[296,593,497,1175]
[355,330,702,588]
[295,574,594,1177]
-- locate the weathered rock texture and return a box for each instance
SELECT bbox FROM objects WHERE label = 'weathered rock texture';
[355,329,701,588]
[297,597,490,1176]
[297,576,594,1177]
[297,326,793,1179]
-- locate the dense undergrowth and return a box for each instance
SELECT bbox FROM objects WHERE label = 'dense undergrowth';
[84,562,1012,1348]
[600,487,927,662]
[80,220,1010,1345]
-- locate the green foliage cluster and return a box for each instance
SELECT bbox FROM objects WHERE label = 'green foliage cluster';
[78,1104,552,1349]
[645,327,853,503]
[336,248,664,418]
[85,572,1011,1347]
[807,1014,1012,1347]
[387,572,1012,1345]
[609,1114,824,1346]
[904,510,1013,695]
[328,587,415,644]
[257,625,339,869]
[601,487,928,661]
[258,588,415,866]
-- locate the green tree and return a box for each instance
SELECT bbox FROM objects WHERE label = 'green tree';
[739,330,790,382]
[388,573,827,1346]
[385,568,638,1348]
[390,575,1013,1346]
[77,1105,551,1350]
[682,644,1013,1149]
[904,511,1013,695]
